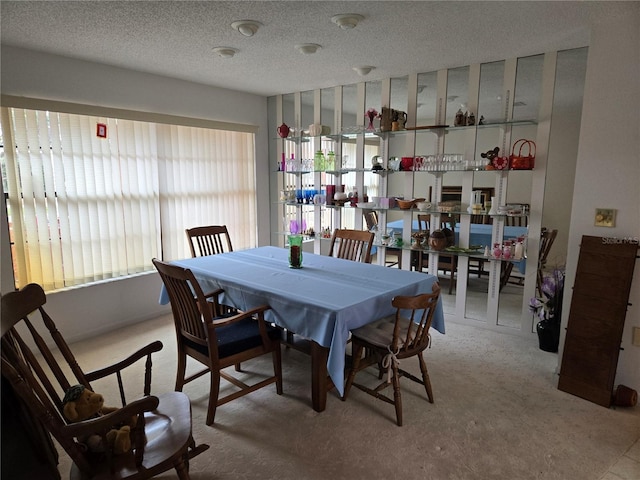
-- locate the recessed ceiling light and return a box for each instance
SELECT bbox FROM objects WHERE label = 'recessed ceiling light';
[231,20,262,37]
[295,44,321,55]
[331,14,364,30]
[353,66,374,76]
[212,47,238,58]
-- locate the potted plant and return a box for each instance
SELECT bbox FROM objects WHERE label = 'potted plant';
[529,267,565,352]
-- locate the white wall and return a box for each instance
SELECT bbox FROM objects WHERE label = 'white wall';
[1,46,271,343]
[559,8,640,389]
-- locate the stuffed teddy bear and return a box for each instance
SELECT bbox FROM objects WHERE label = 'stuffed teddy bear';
[62,384,135,455]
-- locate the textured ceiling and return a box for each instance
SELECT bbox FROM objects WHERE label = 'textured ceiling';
[0,1,612,97]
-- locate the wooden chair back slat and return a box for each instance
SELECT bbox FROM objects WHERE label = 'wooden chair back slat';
[328,229,375,263]
[186,225,233,257]
[417,214,430,233]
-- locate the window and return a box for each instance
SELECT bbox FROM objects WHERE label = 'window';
[1,107,256,291]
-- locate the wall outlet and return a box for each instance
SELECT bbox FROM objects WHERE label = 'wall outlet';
[633,327,640,346]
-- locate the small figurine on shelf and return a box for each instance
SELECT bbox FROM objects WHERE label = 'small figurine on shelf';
[371,155,384,172]
[478,115,485,125]
[348,187,358,207]
[467,112,476,126]
[454,109,465,127]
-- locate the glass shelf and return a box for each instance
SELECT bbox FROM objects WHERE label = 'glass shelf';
[278,201,318,207]
[274,167,373,175]
[411,209,528,219]
[339,119,539,139]
[375,244,524,261]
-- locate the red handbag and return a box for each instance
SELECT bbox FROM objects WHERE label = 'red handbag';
[509,139,536,170]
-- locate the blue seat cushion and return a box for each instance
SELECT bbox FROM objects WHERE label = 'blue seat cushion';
[185,316,280,360]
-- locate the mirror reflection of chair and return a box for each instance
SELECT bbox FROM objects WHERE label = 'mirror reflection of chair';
[328,229,375,264]
[537,228,558,296]
[185,225,233,257]
[342,283,441,426]
[505,215,529,227]
[1,283,209,479]
[363,210,378,232]
[365,211,402,268]
[414,215,457,294]
[153,259,283,426]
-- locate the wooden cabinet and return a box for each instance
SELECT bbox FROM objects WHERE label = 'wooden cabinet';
[558,236,638,407]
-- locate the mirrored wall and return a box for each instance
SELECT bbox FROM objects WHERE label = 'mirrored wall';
[269,47,587,333]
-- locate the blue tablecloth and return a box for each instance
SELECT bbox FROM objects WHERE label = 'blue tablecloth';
[159,246,444,396]
[387,220,528,273]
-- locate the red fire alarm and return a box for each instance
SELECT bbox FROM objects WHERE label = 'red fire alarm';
[96,123,107,138]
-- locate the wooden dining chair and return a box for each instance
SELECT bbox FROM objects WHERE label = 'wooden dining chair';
[342,283,441,426]
[328,228,375,263]
[185,225,233,257]
[1,283,209,479]
[152,259,283,426]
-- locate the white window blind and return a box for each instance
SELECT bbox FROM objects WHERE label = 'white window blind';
[157,124,257,260]
[2,107,256,291]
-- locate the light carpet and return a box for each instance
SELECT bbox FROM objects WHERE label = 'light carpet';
[57,314,639,480]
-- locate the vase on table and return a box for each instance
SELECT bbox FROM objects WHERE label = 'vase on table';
[288,234,303,269]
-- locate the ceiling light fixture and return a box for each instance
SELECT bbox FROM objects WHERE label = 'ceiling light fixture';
[231,20,262,37]
[331,13,364,29]
[295,43,321,55]
[212,47,238,59]
[353,66,374,76]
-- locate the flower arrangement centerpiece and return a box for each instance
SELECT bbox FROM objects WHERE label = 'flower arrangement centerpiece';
[529,267,565,352]
[365,108,381,131]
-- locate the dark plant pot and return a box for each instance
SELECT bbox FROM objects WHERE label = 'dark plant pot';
[536,319,560,353]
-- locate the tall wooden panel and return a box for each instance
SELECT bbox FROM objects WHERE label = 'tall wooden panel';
[558,236,638,407]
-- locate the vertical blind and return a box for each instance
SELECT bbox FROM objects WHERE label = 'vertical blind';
[1,107,256,291]
[157,124,257,260]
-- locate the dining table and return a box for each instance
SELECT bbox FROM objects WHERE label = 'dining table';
[158,246,444,412]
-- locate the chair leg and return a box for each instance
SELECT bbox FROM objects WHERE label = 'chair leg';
[175,459,190,480]
[391,363,403,426]
[448,264,455,295]
[418,352,434,403]
[273,342,283,395]
[175,350,187,391]
[206,370,221,426]
[343,344,364,400]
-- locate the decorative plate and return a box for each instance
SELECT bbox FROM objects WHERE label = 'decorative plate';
[492,156,509,170]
